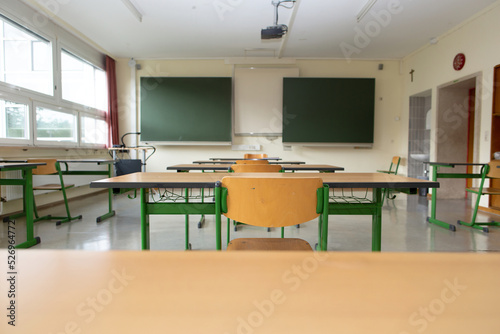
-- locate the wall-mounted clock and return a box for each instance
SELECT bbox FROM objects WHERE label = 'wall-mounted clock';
[453,53,466,71]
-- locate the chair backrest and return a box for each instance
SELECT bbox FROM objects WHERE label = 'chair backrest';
[231,164,282,173]
[220,177,324,228]
[27,159,58,175]
[235,160,269,165]
[390,156,401,174]
[244,153,268,159]
[487,160,500,179]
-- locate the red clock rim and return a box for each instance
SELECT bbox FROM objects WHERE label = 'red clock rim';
[453,53,466,70]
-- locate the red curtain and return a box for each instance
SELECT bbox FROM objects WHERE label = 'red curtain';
[106,55,119,147]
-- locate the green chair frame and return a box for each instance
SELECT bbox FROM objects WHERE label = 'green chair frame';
[29,159,82,226]
[457,160,500,232]
[377,156,401,203]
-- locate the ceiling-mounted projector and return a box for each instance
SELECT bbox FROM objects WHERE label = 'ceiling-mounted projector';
[261,24,288,39]
[261,0,295,39]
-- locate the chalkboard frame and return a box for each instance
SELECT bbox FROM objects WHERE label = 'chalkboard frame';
[282,77,375,147]
[139,77,232,145]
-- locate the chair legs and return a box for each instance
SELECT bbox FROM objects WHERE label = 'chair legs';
[33,166,82,226]
[457,193,500,233]
[381,188,397,205]
[33,185,82,226]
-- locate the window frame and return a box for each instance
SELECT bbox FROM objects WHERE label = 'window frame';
[0,93,32,146]
[0,7,109,149]
[79,110,108,148]
[60,47,107,111]
[0,12,55,97]
[33,102,79,147]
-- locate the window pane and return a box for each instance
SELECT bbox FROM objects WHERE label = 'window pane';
[1,20,53,95]
[33,41,50,71]
[61,50,107,110]
[36,106,77,142]
[81,116,107,145]
[95,69,107,110]
[0,99,29,139]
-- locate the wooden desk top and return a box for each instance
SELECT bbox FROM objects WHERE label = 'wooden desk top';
[91,172,439,189]
[426,162,486,167]
[167,164,344,172]
[193,160,306,165]
[282,164,344,171]
[4,250,498,333]
[210,157,281,161]
[0,162,45,169]
[58,158,114,164]
[1,159,113,164]
[168,163,232,171]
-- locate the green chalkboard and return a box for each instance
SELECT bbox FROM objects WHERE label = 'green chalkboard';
[282,78,375,144]
[140,77,232,143]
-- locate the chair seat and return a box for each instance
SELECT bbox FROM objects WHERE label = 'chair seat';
[227,238,313,251]
[466,187,500,195]
[34,183,74,191]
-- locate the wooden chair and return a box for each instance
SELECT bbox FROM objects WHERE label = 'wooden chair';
[28,159,82,226]
[377,156,401,203]
[230,164,283,233]
[457,160,500,232]
[235,160,269,165]
[216,177,329,251]
[230,164,282,173]
[377,156,401,175]
[244,153,268,159]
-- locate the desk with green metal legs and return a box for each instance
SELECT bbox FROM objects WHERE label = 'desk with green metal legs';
[58,159,116,223]
[426,162,485,231]
[90,172,438,251]
[0,162,45,248]
[3,159,116,224]
[167,164,346,238]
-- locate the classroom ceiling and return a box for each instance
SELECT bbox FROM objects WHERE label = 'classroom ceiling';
[23,0,498,60]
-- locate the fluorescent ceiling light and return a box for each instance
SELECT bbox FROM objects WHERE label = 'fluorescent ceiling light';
[121,0,142,22]
[356,0,378,23]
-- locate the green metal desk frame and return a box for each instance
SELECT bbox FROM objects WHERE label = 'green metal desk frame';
[58,160,116,223]
[0,163,43,248]
[426,162,485,231]
[138,187,410,252]
[5,159,115,224]
[90,173,434,252]
[140,188,215,250]
[325,189,383,251]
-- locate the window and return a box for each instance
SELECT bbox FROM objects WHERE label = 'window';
[0,98,29,140]
[81,114,107,145]
[0,15,53,95]
[35,106,77,143]
[61,50,107,110]
[0,7,108,148]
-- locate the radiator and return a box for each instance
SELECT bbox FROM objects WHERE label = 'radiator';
[0,170,23,201]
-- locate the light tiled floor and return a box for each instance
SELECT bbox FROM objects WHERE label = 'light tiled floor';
[2,191,500,252]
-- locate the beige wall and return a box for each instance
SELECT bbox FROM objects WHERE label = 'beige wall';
[401,1,500,203]
[401,2,500,165]
[116,58,405,174]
